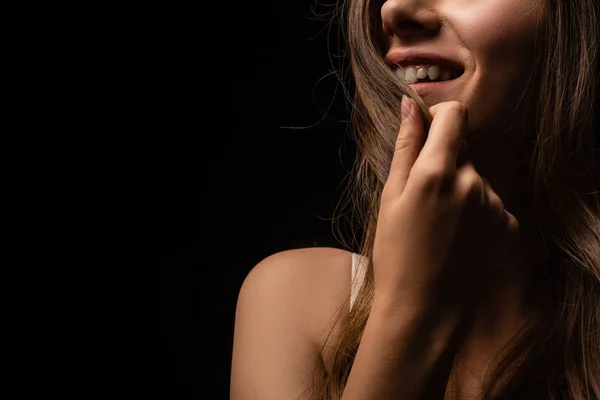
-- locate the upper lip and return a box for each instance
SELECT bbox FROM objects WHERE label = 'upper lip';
[384,49,465,74]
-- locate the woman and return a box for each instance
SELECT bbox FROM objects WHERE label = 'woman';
[231,0,599,398]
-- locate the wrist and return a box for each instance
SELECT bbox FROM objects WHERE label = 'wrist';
[371,293,463,356]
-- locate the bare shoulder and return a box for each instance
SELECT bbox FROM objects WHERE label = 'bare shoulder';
[236,247,353,347]
[231,247,352,400]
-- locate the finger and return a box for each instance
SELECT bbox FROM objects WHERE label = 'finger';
[496,208,520,258]
[454,162,485,204]
[416,101,468,174]
[482,180,518,232]
[385,95,426,197]
[480,181,520,253]
[504,209,519,237]
[483,179,504,216]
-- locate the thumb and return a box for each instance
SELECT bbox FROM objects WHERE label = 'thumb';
[386,95,426,197]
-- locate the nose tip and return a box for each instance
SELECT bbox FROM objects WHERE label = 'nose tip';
[381,1,441,38]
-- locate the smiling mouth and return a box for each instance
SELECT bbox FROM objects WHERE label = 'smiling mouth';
[394,64,464,84]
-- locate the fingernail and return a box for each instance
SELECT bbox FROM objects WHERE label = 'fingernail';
[401,95,411,121]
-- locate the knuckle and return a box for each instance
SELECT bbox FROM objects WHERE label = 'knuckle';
[494,202,510,227]
[445,101,468,117]
[411,161,452,191]
[394,135,414,153]
[429,101,468,119]
[458,167,483,199]
[489,192,504,210]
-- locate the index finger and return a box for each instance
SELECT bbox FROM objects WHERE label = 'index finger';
[415,101,468,173]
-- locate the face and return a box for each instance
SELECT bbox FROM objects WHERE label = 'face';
[381,0,547,144]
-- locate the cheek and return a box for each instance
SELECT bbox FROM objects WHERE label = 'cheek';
[456,1,544,137]
[456,0,543,56]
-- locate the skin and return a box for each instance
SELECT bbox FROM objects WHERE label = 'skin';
[381,0,549,395]
[382,0,546,211]
[382,0,545,143]
[231,2,553,399]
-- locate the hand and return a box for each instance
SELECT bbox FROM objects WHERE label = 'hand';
[372,97,519,317]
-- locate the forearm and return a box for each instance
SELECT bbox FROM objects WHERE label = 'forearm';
[341,295,465,400]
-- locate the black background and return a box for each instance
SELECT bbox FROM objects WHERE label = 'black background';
[158,1,356,398]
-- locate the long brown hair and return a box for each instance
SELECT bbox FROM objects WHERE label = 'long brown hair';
[308,0,600,398]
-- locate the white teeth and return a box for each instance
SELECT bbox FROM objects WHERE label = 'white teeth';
[404,66,418,84]
[395,64,457,83]
[428,65,441,80]
[395,67,405,81]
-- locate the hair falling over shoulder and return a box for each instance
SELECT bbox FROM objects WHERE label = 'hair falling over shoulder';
[307,0,600,399]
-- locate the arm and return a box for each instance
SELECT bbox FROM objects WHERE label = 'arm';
[230,250,331,400]
[340,99,512,399]
[342,295,465,400]
[231,248,465,400]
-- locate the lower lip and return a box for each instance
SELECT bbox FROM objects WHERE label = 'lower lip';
[408,76,461,95]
